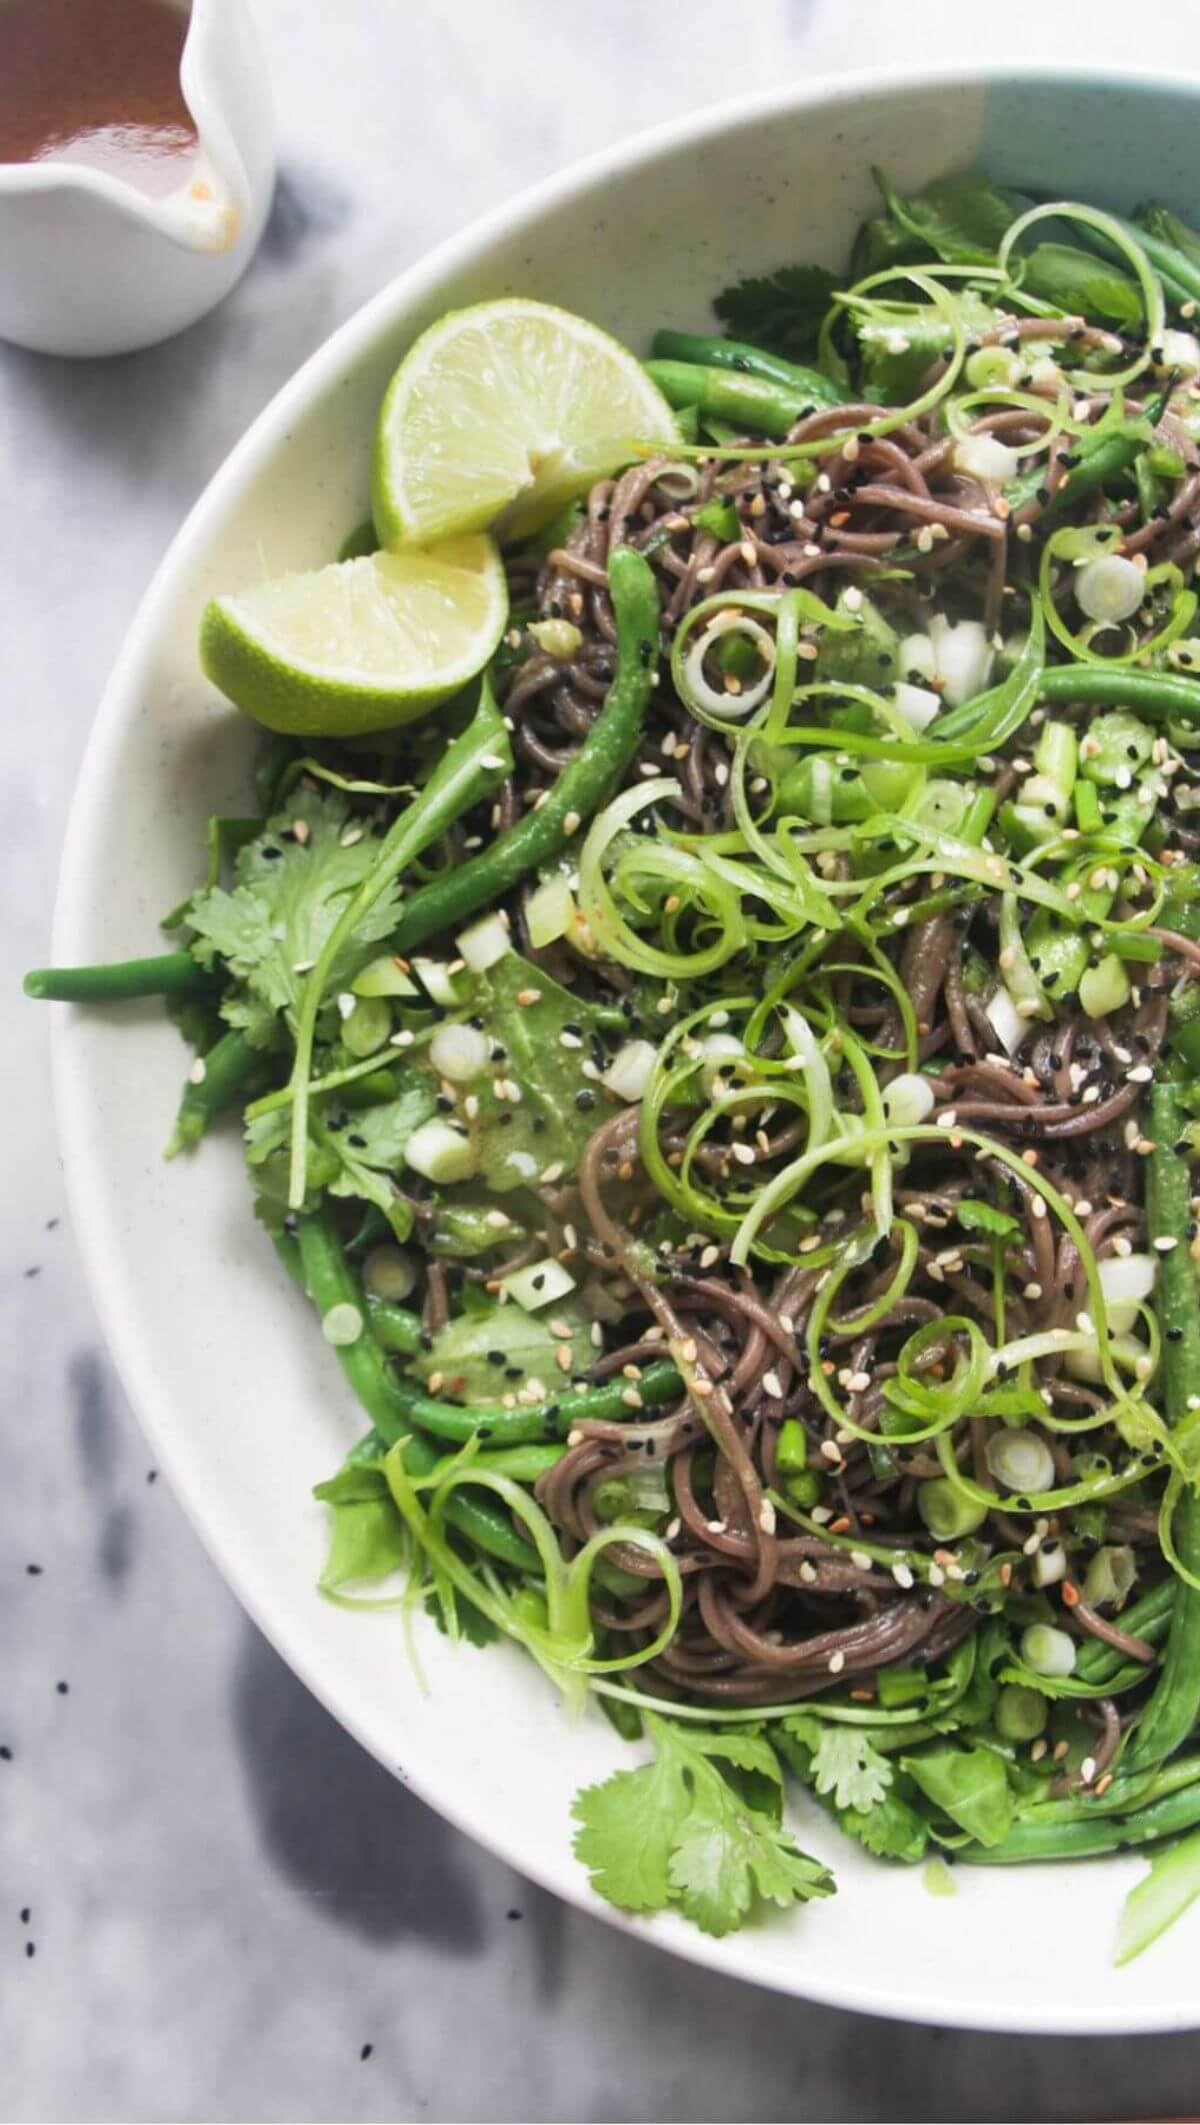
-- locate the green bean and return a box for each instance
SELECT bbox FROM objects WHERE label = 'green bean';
[1074,1578,1175,1685]
[383,1358,683,1448]
[650,329,849,406]
[1040,664,1200,725]
[24,950,207,1003]
[388,545,660,956]
[363,1294,423,1354]
[1129,1080,1200,1768]
[281,1216,540,1573]
[165,1030,264,1157]
[644,359,819,440]
[957,1779,1200,1863]
[1006,395,1165,523]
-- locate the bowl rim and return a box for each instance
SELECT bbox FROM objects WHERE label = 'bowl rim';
[51,57,1200,2034]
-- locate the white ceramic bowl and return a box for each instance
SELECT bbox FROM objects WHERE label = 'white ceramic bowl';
[52,63,1200,2032]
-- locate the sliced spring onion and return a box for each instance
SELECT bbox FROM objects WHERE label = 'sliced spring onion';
[500,1257,577,1311]
[985,984,1028,1058]
[892,681,943,733]
[1155,329,1200,378]
[404,1117,478,1184]
[321,1302,364,1348]
[1032,1541,1068,1589]
[525,873,576,948]
[352,954,419,998]
[362,1245,417,1301]
[527,618,583,659]
[602,1039,658,1101]
[953,433,1020,484]
[1098,1253,1157,1336]
[1020,1623,1077,1679]
[927,615,994,709]
[429,1022,490,1082]
[985,1429,1057,1495]
[411,958,462,1007]
[1079,952,1131,1019]
[1084,1544,1138,1611]
[883,1072,936,1125]
[456,911,511,972]
[1076,553,1147,625]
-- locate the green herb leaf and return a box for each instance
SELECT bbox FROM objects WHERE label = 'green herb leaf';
[410,1295,593,1403]
[572,1714,834,1935]
[1020,243,1142,330]
[840,1789,930,1863]
[459,953,619,1193]
[953,1199,1021,1240]
[902,1741,1015,1847]
[187,786,405,1020]
[320,1493,408,1592]
[322,1071,437,1239]
[805,1727,893,1813]
[874,167,1022,266]
[713,264,838,362]
[423,1590,500,1648]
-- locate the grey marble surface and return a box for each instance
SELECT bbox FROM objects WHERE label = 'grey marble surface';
[9,5,1200,2119]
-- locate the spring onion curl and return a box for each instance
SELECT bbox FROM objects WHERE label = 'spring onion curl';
[998,201,1166,391]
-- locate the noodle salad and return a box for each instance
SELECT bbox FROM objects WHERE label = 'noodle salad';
[33,167,1200,1960]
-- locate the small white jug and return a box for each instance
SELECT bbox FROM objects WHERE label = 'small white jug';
[0,0,275,358]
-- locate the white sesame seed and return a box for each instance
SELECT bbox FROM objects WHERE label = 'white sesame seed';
[828,1650,846,1674]
[762,1370,784,1399]
[892,1562,915,1590]
[1155,1236,1179,1253]
[188,1057,206,1084]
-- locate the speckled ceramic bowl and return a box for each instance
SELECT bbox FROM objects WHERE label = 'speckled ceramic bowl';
[51,64,1200,2031]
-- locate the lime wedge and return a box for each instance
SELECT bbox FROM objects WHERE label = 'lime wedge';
[199,537,508,736]
[371,298,678,548]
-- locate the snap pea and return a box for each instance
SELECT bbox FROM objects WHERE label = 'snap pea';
[1128,1079,1200,1768]
[644,360,823,441]
[387,545,660,956]
[279,1215,540,1573]
[649,329,849,407]
[24,950,207,1002]
[165,1030,265,1157]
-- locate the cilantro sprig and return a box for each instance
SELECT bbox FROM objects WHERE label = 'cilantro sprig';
[572,1714,834,1936]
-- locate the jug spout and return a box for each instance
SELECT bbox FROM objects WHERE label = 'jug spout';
[155,149,243,255]
[0,0,275,355]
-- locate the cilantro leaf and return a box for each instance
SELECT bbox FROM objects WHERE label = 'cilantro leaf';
[713,263,837,362]
[321,1071,437,1240]
[423,1590,500,1648]
[839,1790,930,1864]
[411,1294,593,1404]
[572,1714,834,1937]
[187,786,404,1020]
[805,1727,893,1813]
[873,167,1022,267]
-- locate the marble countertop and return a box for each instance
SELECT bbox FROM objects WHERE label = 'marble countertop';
[8,4,1200,2118]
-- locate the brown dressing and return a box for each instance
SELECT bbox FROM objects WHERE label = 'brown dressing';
[0,0,197,198]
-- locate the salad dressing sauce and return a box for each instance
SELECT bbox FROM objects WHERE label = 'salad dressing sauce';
[0,0,197,199]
